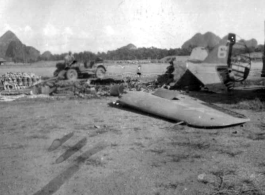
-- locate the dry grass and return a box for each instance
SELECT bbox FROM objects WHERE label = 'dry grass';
[0,65,55,77]
[209,179,264,195]
[0,61,168,80]
[232,98,265,111]
[89,126,121,137]
[148,148,165,155]
[207,168,264,195]
[5,61,61,67]
[170,139,211,150]
[215,147,244,157]
[85,158,106,167]
[27,134,49,139]
[2,78,265,195]
[1,143,27,150]
[133,141,145,148]
[167,153,201,163]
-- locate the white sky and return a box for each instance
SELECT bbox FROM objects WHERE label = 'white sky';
[0,0,264,54]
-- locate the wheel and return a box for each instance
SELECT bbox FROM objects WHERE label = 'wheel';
[95,67,106,79]
[66,69,78,81]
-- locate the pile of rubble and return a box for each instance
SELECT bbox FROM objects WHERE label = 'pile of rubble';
[0,63,175,99]
[32,77,159,99]
[1,72,41,90]
[156,61,176,89]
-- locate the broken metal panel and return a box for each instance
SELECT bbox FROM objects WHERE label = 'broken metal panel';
[174,69,203,90]
[172,60,187,82]
[187,62,226,85]
[189,47,209,62]
[119,91,249,128]
[152,88,181,100]
[169,35,244,91]
[170,56,227,91]
[110,84,125,96]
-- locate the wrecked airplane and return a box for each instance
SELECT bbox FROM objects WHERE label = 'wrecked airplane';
[169,33,252,92]
[117,88,250,128]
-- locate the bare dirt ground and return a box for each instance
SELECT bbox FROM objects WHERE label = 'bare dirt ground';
[1,88,265,195]
[1,61,265,195]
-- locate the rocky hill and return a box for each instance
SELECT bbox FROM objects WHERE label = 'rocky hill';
[0,30,19,58]
[182,32,221,50]
[221,34,257,47]
[0,30,40,62]
[119,43,137,50]
[182,32,258,51]
[236,39,258,49]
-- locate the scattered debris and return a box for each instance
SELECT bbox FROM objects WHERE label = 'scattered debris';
[197,173,219,185]
[156,59,176,89]
[0,94,26,102]
[110,84,125,96]
[1,72,41,90]
[29,76,158,99]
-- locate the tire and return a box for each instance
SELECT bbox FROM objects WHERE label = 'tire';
[95,67,106,79]
[66,69,78,81]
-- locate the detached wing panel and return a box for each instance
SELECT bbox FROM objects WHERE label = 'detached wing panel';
[119,91,249,128]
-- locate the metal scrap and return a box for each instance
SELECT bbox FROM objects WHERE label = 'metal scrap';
[30,76,159,98]
[1,72,41,90]
[117,89,250,128]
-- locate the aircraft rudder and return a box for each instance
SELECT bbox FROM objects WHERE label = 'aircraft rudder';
[203,39,229,64]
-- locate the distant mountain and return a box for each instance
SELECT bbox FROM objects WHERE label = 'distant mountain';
[0,30,20,58]
[182,32,221,50]
[0,30,19,44]
[237,39,258,49]
[119,43,137,50]
[0,30,40,62]
[41,51,53,60]
[25,46,40,61]
[182,32,258,52]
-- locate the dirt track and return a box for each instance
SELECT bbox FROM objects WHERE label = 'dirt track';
[1,90,265,195]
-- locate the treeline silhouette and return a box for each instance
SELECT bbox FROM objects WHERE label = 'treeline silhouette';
[39,46,193,62]
[38,44,264,62]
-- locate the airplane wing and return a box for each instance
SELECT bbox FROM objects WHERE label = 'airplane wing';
[118,89,250,128]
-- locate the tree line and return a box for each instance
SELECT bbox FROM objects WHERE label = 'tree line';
[38,46,193,62]
[38,44,264,62]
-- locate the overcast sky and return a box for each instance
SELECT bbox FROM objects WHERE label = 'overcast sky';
[0,0,264,54]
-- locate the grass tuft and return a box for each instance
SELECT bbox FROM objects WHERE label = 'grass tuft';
[232,98,265,111]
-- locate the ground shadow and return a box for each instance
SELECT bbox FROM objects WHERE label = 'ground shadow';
[188,87,265,106]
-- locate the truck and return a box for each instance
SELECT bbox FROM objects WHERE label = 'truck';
[54,59,107,80]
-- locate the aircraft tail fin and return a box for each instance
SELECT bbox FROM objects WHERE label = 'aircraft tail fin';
[204,33,235,64]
